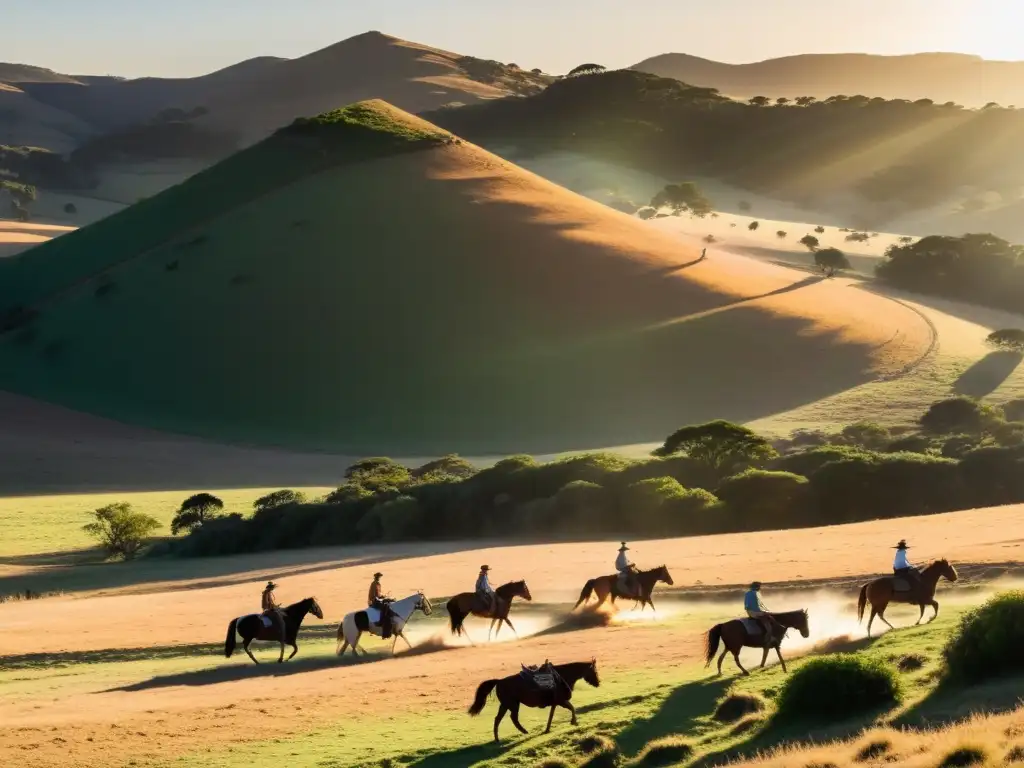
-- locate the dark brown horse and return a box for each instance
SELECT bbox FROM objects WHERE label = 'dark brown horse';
[468,659,600,742]
[704,609,809,676]
[573,565,674,612]
[224,596,323,664]
[447,580,532,642]
[857,559,958,636]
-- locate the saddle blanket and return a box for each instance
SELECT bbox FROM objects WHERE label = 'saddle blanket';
[740,618,764,635]
[364,607,381,625]
[520,665,557,690]
[893,579,912,592]
[236,614,274,631]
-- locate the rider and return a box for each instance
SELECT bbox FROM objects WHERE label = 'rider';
[616,542,639,598]
[744,581,782,647]
[367,571,394,639]
[893,539,919,588]
[260,580,288,641]
[476,564,496,614]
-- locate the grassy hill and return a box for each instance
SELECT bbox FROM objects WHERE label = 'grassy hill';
[0,100,930,456]
[632,51,1024,107]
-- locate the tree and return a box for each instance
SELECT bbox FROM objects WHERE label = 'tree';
[775,97,791,106]
[986,329,1024,352]
[412,453,476,479]
[83,503,160,560]
[344,457,411,492]
[799,234,820,251]
[748,221,759,231]
[814,226,825,234]
[653,420,777,472]
[253,489,307,514]
[795,96,816,106]
[650,182,714,217]
[567,63,606,77]
[814,247,851,276]
[748,96,770,107]
[171,493,224,535]
[776,230,787,239]
[716,469,810,523]
[636,206,657,220]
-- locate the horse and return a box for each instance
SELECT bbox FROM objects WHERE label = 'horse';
[446,580,532,642]
[468,659,600,742]
[336,591,433,656]
[704,608,809,676]
[573,565,674,612]
[857,559,958,637]
[224,596,324,665]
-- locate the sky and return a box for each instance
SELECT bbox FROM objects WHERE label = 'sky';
[7,0,1024,79]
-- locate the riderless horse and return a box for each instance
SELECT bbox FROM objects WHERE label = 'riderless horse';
[858,558,958,636]
[574,565,674,612]
[224,596,324,664]
[704,608,809,676]
[468,659,600,742]
[336,591,433,656]
[447,580,532,642]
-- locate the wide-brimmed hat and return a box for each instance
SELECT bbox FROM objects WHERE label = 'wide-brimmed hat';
[750,581,762,590]
[893,539,910,550]
[265,581,278,590]
[480,564,490,571]
[373,572,383,579]
[619,542,629,551]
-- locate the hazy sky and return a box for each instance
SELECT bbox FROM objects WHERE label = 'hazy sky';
[8,0,1023,78]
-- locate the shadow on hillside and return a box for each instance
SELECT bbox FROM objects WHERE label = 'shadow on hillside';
[725,244,880,275]
[895,673,1024,728]
[614,676,732,757]
[407,741,505,768]
[952,350,1023,398]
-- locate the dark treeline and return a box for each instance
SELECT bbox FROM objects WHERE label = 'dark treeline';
[425,69,1024,214]
[160,396,1024,558]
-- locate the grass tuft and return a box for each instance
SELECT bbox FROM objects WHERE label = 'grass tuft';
[855,739,893,762]
[714,692,766,723]
[1006,746,1024,763]
[938,745,988,768]
[897,653,927,672]
[631,736,692,766]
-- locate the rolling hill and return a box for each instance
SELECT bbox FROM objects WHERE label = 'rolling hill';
[631,51,1024,106]
[0,100,930,458]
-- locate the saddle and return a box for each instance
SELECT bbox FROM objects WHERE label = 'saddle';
[616,570,640,598]
[520,661,558,691]
[892,570,919,593]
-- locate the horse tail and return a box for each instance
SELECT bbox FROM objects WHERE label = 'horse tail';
[574,579,596,610]
[857,584,868,623]
[224,618,238,658]
[447,598,465,636]
[468,679,499,716]
[704,624,722,667]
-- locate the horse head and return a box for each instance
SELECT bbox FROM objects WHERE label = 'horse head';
[795,609,810,638]
[502,580,532,601]
[584,657,601,688]
[656,565,674,586]
[417,591,433,616]
[308,597,324,620]
[938,559,958,583]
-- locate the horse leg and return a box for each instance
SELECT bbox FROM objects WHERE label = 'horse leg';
[493,703,508,743]
[867,606,877,637]
[646,596,656,613]
[338,638,349,656]
[399,631,413,650]
[930,599,939,622]
[488,618,497,641]
[877,607,896,631]
[717,649,727,676]
[243,639,259,665]
[759,647,769,668]
[503,617,519,638]
[494,619,502,638]
[509,702,528,735]
[775,645,787,673]
[916,604,926,625]
[563,701,578,726]
[545,705,556,733]
[287,642,298,660]
[733,650,750,677]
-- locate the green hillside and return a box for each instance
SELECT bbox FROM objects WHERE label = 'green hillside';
[0,100,911,455]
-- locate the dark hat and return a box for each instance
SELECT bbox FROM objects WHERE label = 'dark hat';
[265,581,277,590]
[480,564,490,571]
[619,542,629,551]
[893,539,910,550]
[373,572,383,579]
[750,581,762,590]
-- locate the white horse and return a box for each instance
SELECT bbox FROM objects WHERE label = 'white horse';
[336,592,433,656]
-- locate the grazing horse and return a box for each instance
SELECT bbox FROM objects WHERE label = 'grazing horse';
[704,608,809,676]
[447,580,532,642]
[336,592,433,656]
[224,596,324,665]
[468,659,600,742]
[573,565,674,612]
[857,559,958,637]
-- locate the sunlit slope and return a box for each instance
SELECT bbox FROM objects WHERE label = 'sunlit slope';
[0,102,930,454]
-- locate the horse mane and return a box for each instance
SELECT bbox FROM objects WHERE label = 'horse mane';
[497,579,525,594]
[770,608,808,622]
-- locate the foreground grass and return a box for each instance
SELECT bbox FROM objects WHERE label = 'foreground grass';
[0,486,333,558]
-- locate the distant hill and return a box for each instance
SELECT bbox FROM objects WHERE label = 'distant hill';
[0,63,81,85]
[632,52,1024,106]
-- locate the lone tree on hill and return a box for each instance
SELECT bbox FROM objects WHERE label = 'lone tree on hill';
[799,234,820,251]
[653,420,777,471]
[986,328,1024,352]
[567,63,606,77]
[815,225,826,234]
[651,182,713,218]
[777,230,787,239]
[748,96,770,107]
[171,492,224,535]
[748,221,759,231]
[83,502,161,560]
[776,97,791,106]
[814,247,852,277]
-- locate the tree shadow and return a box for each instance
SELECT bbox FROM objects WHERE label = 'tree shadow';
[952,350,1023,398]
[613,676,732,757]
[406,741,505,767]
[894,673,1024,729]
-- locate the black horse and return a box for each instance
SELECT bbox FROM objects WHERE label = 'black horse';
[224,596,323,664]
[468,659,600,742]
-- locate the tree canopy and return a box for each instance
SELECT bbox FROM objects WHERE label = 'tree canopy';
[814,247,852,276]
[567,63,606,77]
[653,420,777,471]
[83,502,160,560]
[171,492,224,535]
[651,182,713,217]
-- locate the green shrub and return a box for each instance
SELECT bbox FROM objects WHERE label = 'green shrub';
[713,692,765,722]
[632,736,692,766]
[943,591,1024,682]
[253,489,307,513]
[556,480,613,531]
[716,469,810,524]
[1004,399,1024,423]
[170,492,224,535]
[775,655,902,721]
[920,397,986,434]
[83,502,161,561]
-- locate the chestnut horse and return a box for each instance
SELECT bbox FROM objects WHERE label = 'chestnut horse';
[704,608,809,676]
[573,565,674,612]
[224,596,324,664]
[857,559,958,636]
[446,580,532,641]
[468,659,600,742]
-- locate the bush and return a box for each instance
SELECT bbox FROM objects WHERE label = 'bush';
[775,655,902,721]
[943,590,1024,682]
[253,489,307,513]
[555,480,613,531]
[855,739,892,761]
[636,206,656,220]
[958,445,1024,506]
[920,397,986,434]
[716,469,810,525]
[986,328,1024,352]
[777,230,787,238]
[713,692,765,722]
[170,492,224,535]
[748,221,759,231]
[1004,398,1024,422]
[633,736,693,766]
[800,234,820,251]
[938,746,988,768]
[83,502,161,560]
[64,202,77,214]
[360,495,423,542]
[815,225,826,234]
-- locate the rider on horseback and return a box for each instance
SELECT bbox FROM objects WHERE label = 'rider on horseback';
[367,571,394,639]
[476,565,496,614]
[893,540,919,589]
[616,542,639,598]
[744,581,783,648]
[260,581,288,641]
